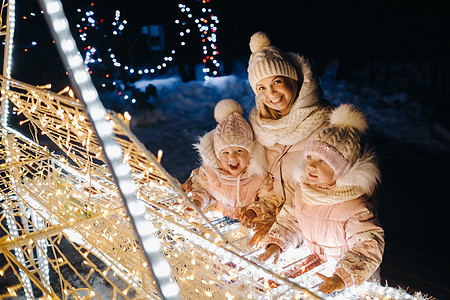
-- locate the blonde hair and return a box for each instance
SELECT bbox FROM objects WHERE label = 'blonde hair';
[258,77,300,120]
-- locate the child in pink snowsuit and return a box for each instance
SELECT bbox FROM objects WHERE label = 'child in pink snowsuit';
[259,104,385,294]
[185,99,279,225]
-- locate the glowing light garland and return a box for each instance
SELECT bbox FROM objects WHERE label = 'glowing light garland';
[0,0,15,126]
[15,1,222,83]
[73,1,220,83]
[14,1,222,111]
[197,1,220,79]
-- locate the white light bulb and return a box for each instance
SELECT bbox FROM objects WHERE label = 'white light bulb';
[46,1,62,14]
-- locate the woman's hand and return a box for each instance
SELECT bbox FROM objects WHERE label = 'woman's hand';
[241,209,257,228]
[258,244,281,264]
[248,221,273,248]
[315,273,345,294]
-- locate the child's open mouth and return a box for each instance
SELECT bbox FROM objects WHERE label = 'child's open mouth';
[308,172,318,178]
[229,163,240,170]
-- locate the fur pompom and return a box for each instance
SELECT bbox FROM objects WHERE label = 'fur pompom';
[330,104,368,135]
[214,99,243,123]
[249,32,271,53]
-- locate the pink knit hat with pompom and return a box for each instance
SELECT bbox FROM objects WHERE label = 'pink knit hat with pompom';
[305,104,368,178]
[213,99,254,156]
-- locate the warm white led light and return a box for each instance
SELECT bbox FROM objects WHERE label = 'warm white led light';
[161,282,181,298]
[143,236,162,253]
[103,144,122,160]
[81,89,98,103]
[120,182,137,195]
[61,39,75,52]
[73,70,89,83]
[52,18,68,32]
[46,1,62,14]
[153,260,172,278]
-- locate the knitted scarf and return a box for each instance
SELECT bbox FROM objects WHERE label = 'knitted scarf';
[300,181,366,205]
[249,100,331,147]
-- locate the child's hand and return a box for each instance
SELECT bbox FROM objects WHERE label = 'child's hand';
[315,273,345,294]
[181,177,193,193]
[241,209,257,228]
[258,244,281,264]
[248,221,273,248]
[183,198,202,217]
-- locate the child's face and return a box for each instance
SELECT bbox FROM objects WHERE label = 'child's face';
[256,76,295,115]
[304,154,335,186]
[218,146,250,176]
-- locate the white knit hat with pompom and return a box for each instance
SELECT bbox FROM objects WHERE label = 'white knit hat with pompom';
[213,99,254,156]
[305,104,368,178]
[248,32,298,92]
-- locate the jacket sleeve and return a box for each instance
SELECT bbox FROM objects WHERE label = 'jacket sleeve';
[247,177,281,221]
[335,208,385,287]
[263,198,303,251]
[189,167,214,210]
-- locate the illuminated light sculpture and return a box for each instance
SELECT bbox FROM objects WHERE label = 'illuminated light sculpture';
[0,1,428,299]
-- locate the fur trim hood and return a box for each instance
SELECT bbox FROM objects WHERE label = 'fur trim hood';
[194,131,267,177]
[292,147,381,196]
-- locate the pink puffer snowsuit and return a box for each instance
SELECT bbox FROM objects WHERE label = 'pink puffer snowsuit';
[264,150,384,287]
[189,131,279,221]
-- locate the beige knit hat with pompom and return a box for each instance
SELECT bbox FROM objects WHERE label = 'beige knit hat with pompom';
[213,99,254,157]
[305,104,368,178]
[248,32,299,92]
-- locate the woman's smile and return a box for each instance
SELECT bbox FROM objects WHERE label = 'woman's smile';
[269,96,283,105]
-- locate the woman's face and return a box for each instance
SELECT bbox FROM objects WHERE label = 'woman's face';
[256,76,295,115]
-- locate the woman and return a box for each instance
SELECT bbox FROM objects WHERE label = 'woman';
[246,32,332,246]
